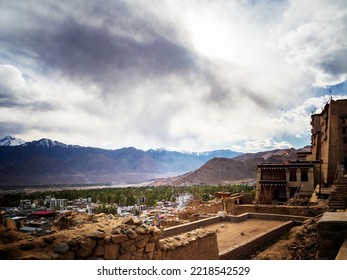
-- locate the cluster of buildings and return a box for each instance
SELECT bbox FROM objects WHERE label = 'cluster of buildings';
[0,196,97,236]
[15,196,94,213]
[255,98,347,204]
[1,192,194,235]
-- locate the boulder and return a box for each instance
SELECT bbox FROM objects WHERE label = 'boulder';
[104,243,120,260]
[5,219,17,230]
[76,237,96,258]
[54,243,69,255]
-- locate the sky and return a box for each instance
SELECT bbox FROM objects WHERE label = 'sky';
[0,0,347,153]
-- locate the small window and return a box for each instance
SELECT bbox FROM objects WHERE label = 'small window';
[300,168,309,182]
[289,168,297,181]
[342,127,347,135]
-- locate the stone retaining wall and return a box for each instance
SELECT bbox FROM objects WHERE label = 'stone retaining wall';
[317,212,347,259]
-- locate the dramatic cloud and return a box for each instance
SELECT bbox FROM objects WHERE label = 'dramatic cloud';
[0,0,346,152]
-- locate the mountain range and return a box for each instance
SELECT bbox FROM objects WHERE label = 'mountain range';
[0,136,242,186]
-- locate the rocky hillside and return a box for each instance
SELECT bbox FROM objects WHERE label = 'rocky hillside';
[155,157,263,186]
[154,148,303,186]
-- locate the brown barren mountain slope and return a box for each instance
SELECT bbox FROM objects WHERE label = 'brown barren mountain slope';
[154,148,303,186]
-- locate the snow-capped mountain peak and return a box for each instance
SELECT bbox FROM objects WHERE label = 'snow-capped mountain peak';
[38,138,64,148]
[23,138,81,148]
[0,135,26,146]
[24,138,68,148]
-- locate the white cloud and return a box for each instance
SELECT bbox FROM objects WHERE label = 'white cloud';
[242,138,293,153]
[273,0,347,87]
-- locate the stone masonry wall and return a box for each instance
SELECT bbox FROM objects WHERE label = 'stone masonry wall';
[157,228,219,260]
[0,214,219,260]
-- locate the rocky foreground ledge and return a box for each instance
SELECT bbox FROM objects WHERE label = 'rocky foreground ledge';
[0,213,218,260]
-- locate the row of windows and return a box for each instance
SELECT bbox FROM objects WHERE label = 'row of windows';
[261,168,309,182]
[289,168,308,182]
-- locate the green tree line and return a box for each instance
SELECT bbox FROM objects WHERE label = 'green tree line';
[0,184,254,208]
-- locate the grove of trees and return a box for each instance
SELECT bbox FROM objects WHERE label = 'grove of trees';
[0,184,254,208]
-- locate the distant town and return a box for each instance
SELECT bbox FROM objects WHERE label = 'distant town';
[3,194,190,234]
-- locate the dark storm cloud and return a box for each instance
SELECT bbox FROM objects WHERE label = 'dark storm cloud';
[41,20,195,89]
[1,0,197,95]
[1,0,273,111]
[317,49,347,77]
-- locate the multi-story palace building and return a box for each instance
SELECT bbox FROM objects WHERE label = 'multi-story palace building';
[309,98,347,185]
[256,98,347,203]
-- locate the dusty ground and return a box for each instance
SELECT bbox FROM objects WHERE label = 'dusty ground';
[204,219,285,252]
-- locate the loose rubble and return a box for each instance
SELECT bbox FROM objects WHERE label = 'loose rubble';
[253,218,319,260]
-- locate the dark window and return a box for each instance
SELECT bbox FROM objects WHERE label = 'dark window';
[342,127,347,135]
[300,168,309,182]
[289,168,297,181]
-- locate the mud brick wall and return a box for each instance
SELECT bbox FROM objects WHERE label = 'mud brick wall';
[232,204,326,217]
[317,212,347,259]
[189,201,223,214]
[183,195,251,215]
